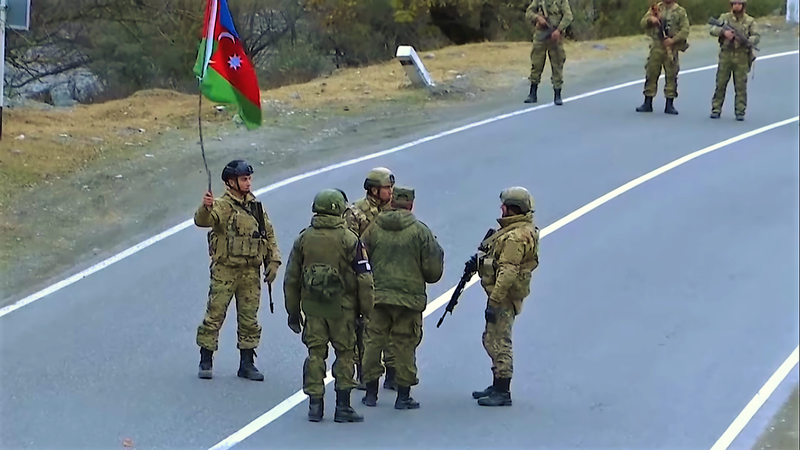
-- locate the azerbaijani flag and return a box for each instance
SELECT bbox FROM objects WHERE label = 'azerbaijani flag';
[193,0,262,130]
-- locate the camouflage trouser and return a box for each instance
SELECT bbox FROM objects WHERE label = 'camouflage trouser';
[711,49,751,116]
[302,314,357,398]
[363,304,422,387]
[196,264,262,351]
[482,303,516,379]
[643,45,680,98]
[354,319,395,374]
[529,38,566,89]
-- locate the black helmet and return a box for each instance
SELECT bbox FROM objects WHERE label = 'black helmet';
[221,159,254,182]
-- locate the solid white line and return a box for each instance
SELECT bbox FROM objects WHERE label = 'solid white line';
[709,346,800,450]
[0,49,796,320]
[207,116,800,450]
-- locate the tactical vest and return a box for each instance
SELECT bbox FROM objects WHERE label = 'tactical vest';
[208,197,268,268]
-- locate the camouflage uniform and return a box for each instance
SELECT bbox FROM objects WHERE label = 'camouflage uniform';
[194,161,281,382]
[709,4,760,120]
[635,1,690,114]
[284,189,375,423]
[343,167,398,391]
[524,0,573,105]
[360,187,445,410]
[472,187,539,407]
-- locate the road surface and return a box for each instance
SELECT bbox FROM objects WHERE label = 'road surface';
[1,46,798,450]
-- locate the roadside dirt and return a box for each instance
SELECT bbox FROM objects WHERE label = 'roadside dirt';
[752,384,800,450]
[0,17,797,302]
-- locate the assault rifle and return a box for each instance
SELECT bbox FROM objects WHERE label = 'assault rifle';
[252,201,275,314]
[651,3,674,61]
[436,228,495,328]
[537,5,558,42]
[707,17,758,50]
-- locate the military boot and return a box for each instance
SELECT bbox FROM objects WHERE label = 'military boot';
[383,366,397,390]
[636,96,653,112]
[735,114,745,121]
[664,98,678,115]
[362,380,379,407]
[198,348,213,379]
[237,348,264,381]
[394,386,420,410]
[710,111,721,119]
[471,378,497,399]
[554,88,563,105]
[334,389,364,423]
[308,396,324,422]
[477,377,512,407]
[524,83,538,104]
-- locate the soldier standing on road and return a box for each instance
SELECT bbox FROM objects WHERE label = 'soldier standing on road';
[471,187,539,407]
[283,189,375,423]
[360,187,445,410]
[523,0,573,105]
[709,0,760,121]
[194,159,282,381]
[635,0,690,115]
[343,167,398,392]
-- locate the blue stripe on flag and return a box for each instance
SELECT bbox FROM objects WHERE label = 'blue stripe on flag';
[218,0,241,40]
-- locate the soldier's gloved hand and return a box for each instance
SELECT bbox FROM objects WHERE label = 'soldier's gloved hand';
[264,261,280,284]
[484,306,498,324]
[288,315,303,334]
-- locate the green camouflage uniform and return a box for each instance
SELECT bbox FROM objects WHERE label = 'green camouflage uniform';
[524,0,573,90]
[344,193,397,385]
[472,187,539,407]
[284,189,375,422]
[194,188,281,352]
[360,187,444,409]
[710,11,760,118]
[640,2,690,99]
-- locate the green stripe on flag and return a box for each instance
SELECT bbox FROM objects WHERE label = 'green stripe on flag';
[200,69,262,129]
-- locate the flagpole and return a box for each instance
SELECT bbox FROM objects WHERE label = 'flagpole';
[198,91,211,193]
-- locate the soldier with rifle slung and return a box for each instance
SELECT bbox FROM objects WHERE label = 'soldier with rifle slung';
[194,159,282,381]
[438,187,539,407]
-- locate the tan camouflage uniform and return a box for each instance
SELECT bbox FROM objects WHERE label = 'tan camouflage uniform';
[473,187,539,407]
[194,187,281,352]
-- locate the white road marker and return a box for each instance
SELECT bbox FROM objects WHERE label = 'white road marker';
[709,346,800,450]
[207,116,800,450]
[1,50,795,320]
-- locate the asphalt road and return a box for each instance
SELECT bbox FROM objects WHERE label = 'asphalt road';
[1,46,798,450]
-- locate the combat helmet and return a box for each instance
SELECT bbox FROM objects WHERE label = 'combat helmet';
[221,159,254,182]
[500,186,534,213]
[312,189,347,216]
[363,167,395,190]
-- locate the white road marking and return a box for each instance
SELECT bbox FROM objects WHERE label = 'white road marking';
[709,346,800,450]
[207,116,800,450]
[1,50,796,320]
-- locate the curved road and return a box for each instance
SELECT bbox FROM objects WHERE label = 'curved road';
[1,46,798,450]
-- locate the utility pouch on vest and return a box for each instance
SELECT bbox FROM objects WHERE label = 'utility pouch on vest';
[227,236,262,257]
[302,264,345,303]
